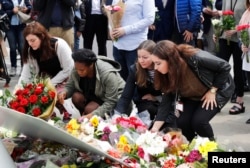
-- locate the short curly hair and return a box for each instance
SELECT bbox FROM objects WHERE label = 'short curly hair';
[72,48,97,66]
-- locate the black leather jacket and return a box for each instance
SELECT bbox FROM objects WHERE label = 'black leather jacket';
[187,50,235,109]
[156,50,234,127]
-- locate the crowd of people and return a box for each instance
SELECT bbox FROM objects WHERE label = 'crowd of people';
[0,0,249,142]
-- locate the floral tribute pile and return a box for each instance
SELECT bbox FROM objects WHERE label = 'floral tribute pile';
[0,76,56,119]
[64,115,224,168]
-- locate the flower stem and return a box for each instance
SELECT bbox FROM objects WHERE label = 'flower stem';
[246,52,249,63]
[227,38,230,45]
[215,42,219,53]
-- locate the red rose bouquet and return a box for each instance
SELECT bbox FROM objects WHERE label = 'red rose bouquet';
[236,24,250,63]
[1,77,57,120]
[222,10,236,45]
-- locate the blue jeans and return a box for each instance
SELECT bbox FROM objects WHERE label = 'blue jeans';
[113,46,137,81]
[6,25,25,68]
[74,26,80,51]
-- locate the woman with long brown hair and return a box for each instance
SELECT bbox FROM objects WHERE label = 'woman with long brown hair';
[150,40,234,141]
[114,40,163,124]
[19,22,74,88]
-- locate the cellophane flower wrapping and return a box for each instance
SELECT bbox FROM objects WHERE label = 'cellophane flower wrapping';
[236,24,250,63]
[221,10,236,45]
[1,77,57,120]
[104,0,126,40]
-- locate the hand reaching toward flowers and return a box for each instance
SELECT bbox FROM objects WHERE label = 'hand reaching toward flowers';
[57,91,67,104]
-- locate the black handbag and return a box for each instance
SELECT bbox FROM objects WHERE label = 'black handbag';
[0,13,10,32]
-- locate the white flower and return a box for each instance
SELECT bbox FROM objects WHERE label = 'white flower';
[47,119,55,126]
[193,136,210,150]
[136,131,167,155]
[212,19,222,26]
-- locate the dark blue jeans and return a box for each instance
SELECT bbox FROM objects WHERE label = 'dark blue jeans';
[113,46,137,81]
[6,24,25,68]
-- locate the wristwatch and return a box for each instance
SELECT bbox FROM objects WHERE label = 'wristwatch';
[210,88,217,94]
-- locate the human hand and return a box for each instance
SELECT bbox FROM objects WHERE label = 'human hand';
[224,30,237,38]
[57,91,67,104]
[76,31,82,37]
[20,6,28,13]
[149,24,156,30]
[78,113,93,122]
[142,94,157,101]
[241,44,249,54]
[183,30,193,43]
[13,7,19,14]
[112,27,125,39]
[201,89,217,110]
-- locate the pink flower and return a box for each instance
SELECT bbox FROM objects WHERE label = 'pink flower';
[113,5,121,11]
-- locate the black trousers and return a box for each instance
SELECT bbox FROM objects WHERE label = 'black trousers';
[83,14,108,56]
[177,98,219,141]
[218,39,244,97]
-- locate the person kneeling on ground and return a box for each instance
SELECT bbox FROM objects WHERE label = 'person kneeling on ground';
[57,49,125,119]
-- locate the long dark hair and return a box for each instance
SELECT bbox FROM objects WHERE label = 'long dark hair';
[135,40,156,87]
[22,22,55,63]
[152,40,198,93]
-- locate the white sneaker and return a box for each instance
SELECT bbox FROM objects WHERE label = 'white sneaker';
[9,67,16,77]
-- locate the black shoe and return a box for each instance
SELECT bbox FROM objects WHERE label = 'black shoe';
[246,118,250,124]
[229,102,245,115]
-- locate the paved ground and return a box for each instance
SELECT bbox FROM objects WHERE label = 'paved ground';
[1,39,250,152]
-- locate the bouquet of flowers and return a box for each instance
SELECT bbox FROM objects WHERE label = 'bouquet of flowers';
[160,136,224,168]
[236,24,250,63]
[0,76,57,120]
[104,0,126,41]
[212,19,223,52]
[221,10,236,45]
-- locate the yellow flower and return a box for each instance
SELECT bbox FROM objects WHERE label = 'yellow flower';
[119,135,128,144]
[65,119,80,133]
[198,141,218,158]
[90,115,99,127]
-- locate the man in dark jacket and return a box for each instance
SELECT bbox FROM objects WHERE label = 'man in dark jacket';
[33,0,76,49]
[172,0,202,47]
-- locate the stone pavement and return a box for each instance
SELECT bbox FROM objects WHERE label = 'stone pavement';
[1,40,250,152]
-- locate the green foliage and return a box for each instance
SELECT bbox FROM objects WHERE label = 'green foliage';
[0,89,14,106]
[222,15,235,31]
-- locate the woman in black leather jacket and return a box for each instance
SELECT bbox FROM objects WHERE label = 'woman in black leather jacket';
[150,40,234,141]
